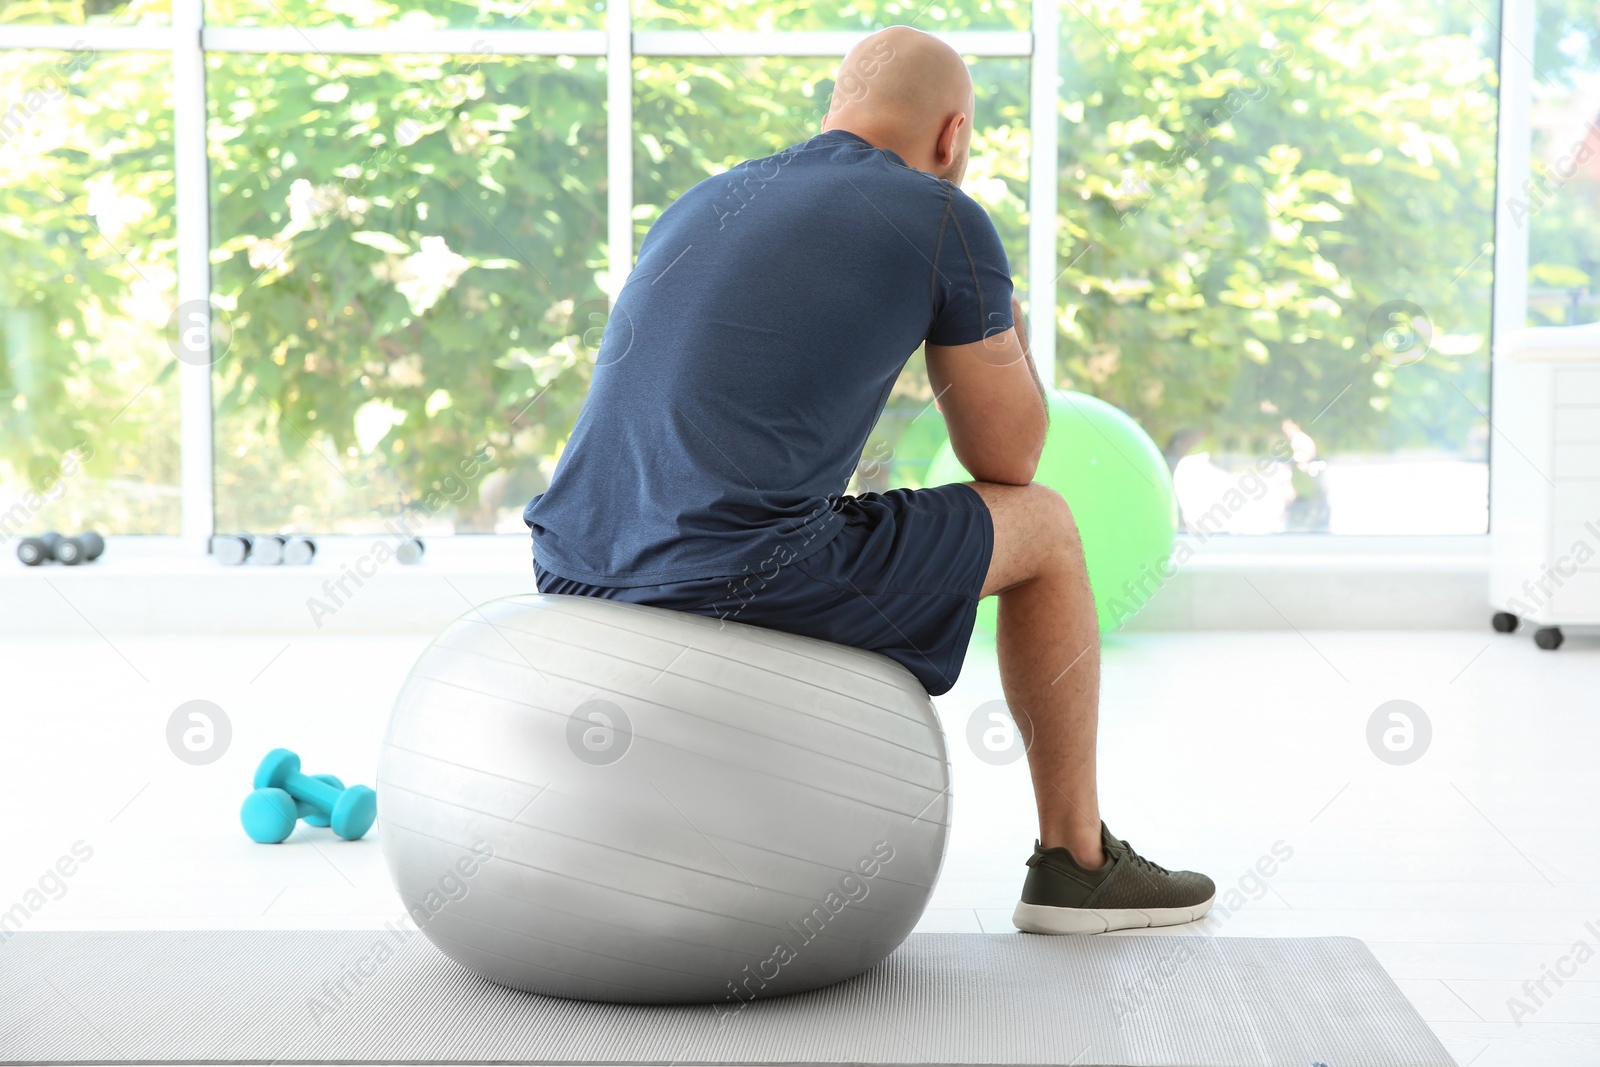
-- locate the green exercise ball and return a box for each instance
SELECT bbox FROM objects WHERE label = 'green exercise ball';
[888,404,954,488]
[926,389,1178,633]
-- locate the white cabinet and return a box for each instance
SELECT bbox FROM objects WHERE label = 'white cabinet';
[1489,322,1600,649]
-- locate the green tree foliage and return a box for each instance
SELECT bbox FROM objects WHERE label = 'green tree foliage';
[0,45,180,532]
[207,0,604,29]
[1052,0,1498,460]
[206,50,605,531]
[1528,0,1600,87]
[1522,0,1600,327]
[636,0,1024,32]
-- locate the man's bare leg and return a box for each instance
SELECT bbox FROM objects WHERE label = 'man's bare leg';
[965,480,1105,870]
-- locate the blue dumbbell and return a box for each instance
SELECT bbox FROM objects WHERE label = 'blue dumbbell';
[296,774,344,827]
[240,788,298,843]
[251,749,376,841]
[238,775,347,842]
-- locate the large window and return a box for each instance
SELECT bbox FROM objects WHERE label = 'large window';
[208,52,605,534]
[1,0,1524,544]
[1062,2,1501,535]
[1,0,169,23]
[634,0,1027,32]
[1525,0,1599,328]
[0,46,180,536]
[205,0,603,28]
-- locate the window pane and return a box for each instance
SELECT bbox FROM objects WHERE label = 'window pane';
[1,0,167,26]
[203,0,601,30]
[634,0,1026,33]
[208,54,606,534]
[1525,0,1600,327]
[632,56,1029,493]
[1056,0,1499,535]
[0,51,179,536]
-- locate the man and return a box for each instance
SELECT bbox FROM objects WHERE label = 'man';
[525,26,1214,934]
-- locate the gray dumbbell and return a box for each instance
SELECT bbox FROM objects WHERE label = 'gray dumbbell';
[283,537,316,565]
[212,534,253,566]
[396,537,425,565]
[54,530,105,565]
[215,534,315,565]
[17,533,62,566]
[250,535,285,566]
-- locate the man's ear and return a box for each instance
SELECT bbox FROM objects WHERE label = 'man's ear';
[937,111,966,169]
[821,110,833,132]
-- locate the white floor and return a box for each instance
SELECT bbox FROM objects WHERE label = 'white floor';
[3,626,1597,1066]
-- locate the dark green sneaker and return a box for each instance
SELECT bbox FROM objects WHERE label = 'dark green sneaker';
[1013,823,1215,934]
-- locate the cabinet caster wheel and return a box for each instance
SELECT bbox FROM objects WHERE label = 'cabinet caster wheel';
[1492,611,1520,633]
[1534,627,1564,651]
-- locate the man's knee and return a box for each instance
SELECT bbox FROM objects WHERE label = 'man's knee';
[972,480,1079,543]
[1015,482,1082,555]
[1031,482,1075,526]
[972,480,1084,595]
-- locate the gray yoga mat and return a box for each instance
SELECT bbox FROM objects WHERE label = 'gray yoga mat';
[0,931,1453,1066]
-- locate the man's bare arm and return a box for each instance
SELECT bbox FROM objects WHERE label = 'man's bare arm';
[1007,295,1047,401]
[925,294,1048,486]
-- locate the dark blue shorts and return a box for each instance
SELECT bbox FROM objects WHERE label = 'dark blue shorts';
[533,483,993,695]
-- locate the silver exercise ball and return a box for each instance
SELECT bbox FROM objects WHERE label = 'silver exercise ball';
[378,593,952,1005]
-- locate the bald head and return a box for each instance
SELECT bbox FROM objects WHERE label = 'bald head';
[823,27,976,185]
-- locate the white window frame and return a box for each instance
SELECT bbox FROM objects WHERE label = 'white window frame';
[0,0,1528,558]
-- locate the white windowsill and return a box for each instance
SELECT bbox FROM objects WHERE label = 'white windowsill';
[4,531,1494,561]
[1,534,1493,635]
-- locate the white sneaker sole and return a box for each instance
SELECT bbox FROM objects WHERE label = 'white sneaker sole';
[1011,895,1216,935]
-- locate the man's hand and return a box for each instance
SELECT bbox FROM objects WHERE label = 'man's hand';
[925,294,1048,486]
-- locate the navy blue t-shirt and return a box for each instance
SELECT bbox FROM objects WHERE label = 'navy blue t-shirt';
[524,128,1014,586]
